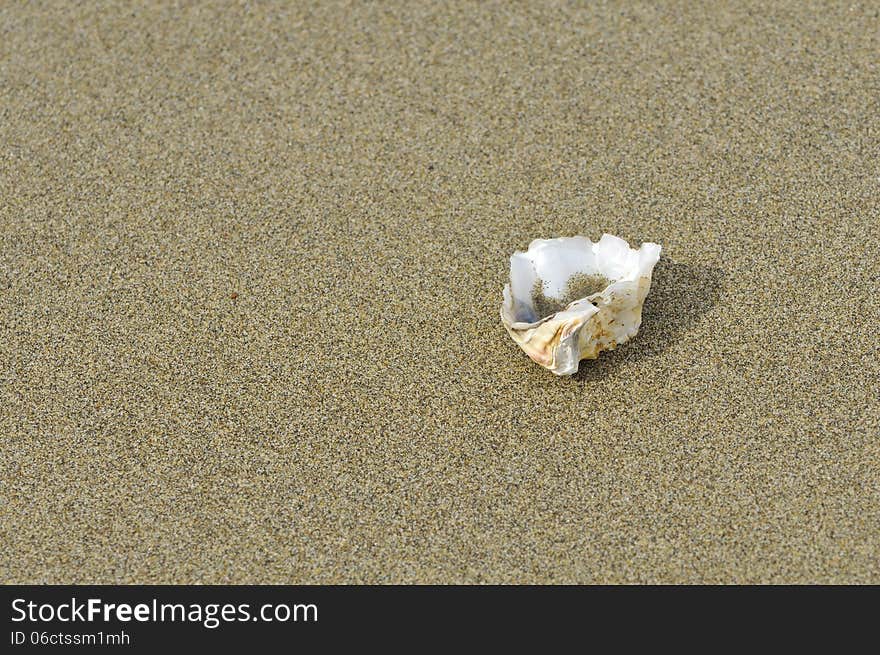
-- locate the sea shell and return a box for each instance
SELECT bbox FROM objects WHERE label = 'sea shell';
[500,234,662,375]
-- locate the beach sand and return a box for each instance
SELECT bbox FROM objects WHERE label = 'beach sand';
[1,1,878,583]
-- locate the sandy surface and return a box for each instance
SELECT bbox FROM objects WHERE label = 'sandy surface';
[1,1,878,583]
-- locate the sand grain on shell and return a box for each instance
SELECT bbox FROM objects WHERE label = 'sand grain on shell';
[1,1,878,583]
[531,273,611,320]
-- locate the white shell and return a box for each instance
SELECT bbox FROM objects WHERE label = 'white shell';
[500,234,661,375]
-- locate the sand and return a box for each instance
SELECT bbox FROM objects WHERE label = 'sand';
[1,1,878,584]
